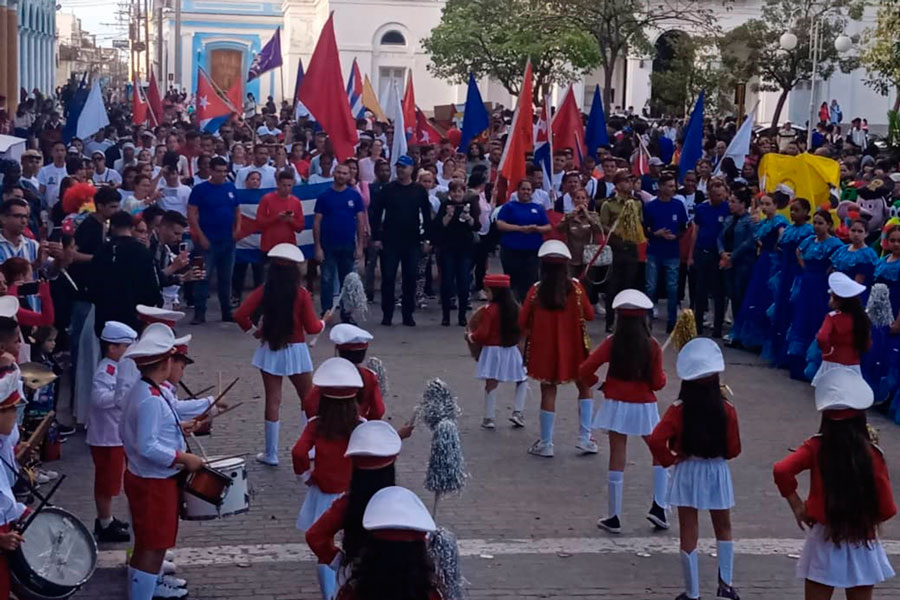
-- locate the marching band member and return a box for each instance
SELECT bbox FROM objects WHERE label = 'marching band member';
[774,370,895,599]
[292,357,364,600]
[648,338,742,600]
[519,240,595,457]
[466,273,529,429]
[579,289,669,534]
[87,320,137,544]
[0,367,28,600]
[161,334,222,420]
[809,272,870,386]
[120,324,206,600]
[235,243,327,467]
[304,324,385,421]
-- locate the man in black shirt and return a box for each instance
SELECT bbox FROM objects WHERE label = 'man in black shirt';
[364,158,391,301]
[369,155,431,326]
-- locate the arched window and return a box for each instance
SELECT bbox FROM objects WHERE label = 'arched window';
[380,30,405,46]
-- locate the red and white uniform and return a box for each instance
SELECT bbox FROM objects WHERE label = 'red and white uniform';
[303,367,385,420]
[87,358,126,499]
[306,494,349,565]
[469,304,526,382]
[811,311,871,386]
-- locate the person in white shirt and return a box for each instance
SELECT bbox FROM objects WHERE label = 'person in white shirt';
[84,129,114,158]
[437,158,457,188]
[256,114,282,138]
[114,143,139,174]
[307,153,336,185]
[235,145,276,189]
[91,150,122,187]
[158,165,192,216]
[37,141,69,209]
[192,154,211,187]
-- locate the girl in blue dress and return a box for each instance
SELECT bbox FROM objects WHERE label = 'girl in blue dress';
[765,199,813,365]
[730,195,787,350]
[875,227,900,421]
[785,209,844,380]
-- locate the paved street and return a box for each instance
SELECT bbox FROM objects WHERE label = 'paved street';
[51,293,900,599]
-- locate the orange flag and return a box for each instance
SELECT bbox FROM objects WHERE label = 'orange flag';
[496,60,534,202]
[401,72,416,142]
[132,81,148,125]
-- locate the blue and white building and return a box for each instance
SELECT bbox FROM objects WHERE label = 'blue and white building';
[18,0,55,94]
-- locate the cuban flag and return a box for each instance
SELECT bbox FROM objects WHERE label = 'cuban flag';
[196,68,233,133]
[346,58,365,120]
[533,98,553,193]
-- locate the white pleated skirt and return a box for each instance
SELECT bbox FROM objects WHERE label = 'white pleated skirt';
[592,398,659,436]
[668,457,734,510]
[476,345,527,382]
[797,524,895,588]
[253,342,314,376]
[296,483,342,531]
[811,360,862,388]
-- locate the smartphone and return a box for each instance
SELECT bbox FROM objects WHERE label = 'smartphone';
[17,281,39,296]
[178,242,188,254]
[192,256,205,270]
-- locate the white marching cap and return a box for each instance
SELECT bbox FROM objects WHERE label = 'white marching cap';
[828,271,866,299]
[612,289,653,311]
[123,323,176,364]
[137,304,186,324]
[363,486,436,533]
[267,243,305,263]
[330,323,373,348]
[537,239,572,261]
[676,337,725,381]
[814,369,873,412]
[312,357,363,398]
[0,296,19,319]
[100,321,138,344]
[0,367,23,409]
[345,420,402,458]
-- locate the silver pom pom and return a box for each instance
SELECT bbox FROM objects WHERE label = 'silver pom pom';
[420,378,460,430]
[428,527,467,600]
[867,283,893,328]
[365,356,388,396]
[339,272,368,321]
[425,419,467,495]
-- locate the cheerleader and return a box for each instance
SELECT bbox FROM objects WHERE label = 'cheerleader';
[578,289,669,533]
[773,370,895,599]
[234,243,328,466]
[292,358,363,600]
[647,338,742,600]
[831,219,878,303]
[785,209,843,380]
[336,486,441,600]
[465,273,528,429]
[808,273,870,387]
[766,199,813,364]
[729,195,787,349]
[519,240,595,457]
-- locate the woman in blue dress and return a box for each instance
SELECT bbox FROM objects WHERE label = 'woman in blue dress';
[875,226,900,420]
[784,208,844,380]
[765,199,813,364]
[730,195,787,350]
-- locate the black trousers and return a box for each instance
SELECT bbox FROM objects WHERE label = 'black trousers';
[605,244,640,330]
[693,248,726,336]
[380,243,420,322]
[500,246,540,303]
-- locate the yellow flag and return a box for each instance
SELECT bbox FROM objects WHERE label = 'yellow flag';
[759,152,840,212]
[362,75,388,123]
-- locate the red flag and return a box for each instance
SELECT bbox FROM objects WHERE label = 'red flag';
[132,82,148,125]
[401,72,416,142]
[414,107,442,145]
[496,60,534,202]
[225,81,242,114]
[551,85,585,167]
[298,13,359,161]
[146,72,163,127]
[196,68,234,132]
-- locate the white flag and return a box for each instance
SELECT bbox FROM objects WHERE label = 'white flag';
[384,81,407,176]
[77,79,110,141]
[715,102,759,175]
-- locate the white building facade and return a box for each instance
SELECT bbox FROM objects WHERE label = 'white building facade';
[19,0,55,95]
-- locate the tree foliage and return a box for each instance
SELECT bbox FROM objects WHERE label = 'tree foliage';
[649,34,735,119]
[859,0,900,110]
[423,0,601,104]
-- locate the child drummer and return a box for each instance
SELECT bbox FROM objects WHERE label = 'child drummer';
[0,367,29,600]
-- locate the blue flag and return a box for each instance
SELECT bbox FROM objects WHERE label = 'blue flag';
[458,73,490,151]
[678,90,705,183]
[584,85,609,156]
[247,27,283,82]
[62,74,89,144]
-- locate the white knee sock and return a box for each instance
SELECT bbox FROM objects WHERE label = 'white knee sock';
[484,389,497,419]
[513,381,528,412]
[653,465,669,508]
[680,549,700,599]
[316,564,336,600]
[578,398,593,441]
[129,566,159,600]
[717,540,734,585]
[608,470,624,518]
[539,410,555,445]
[264,420,280,462]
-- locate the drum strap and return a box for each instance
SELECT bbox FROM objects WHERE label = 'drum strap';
[141,378,193,456]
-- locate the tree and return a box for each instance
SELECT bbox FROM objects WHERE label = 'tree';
[859,0,900,144]
[423,0,601,105]
[649,33,735,119]
[722,0,863,130]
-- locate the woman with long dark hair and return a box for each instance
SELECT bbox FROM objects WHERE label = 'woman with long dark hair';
[234,243,329,466]
[648,338,742,600]
[579,289,668,534]
[774,370,895,599]
[519,240,595,457]
[436,180,480,326]
[831,219,878,303]
[807,273,871,385]
[466,273,528,429]
[496,179,552,302]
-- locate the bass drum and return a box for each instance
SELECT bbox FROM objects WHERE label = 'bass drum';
[10,507,98,599]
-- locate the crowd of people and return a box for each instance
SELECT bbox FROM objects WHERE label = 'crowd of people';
[0,83,896,600]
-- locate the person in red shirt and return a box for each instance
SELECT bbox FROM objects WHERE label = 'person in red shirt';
[234,243,328,467]
[292,357,363,600]
[466,273,528,429]
[774,370,896,599]
[579,289,668,534]
[810,272,871,387]
[648,338,742,600]
[255,170,304,253]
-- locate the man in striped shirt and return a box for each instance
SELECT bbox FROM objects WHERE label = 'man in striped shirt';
[0,198,39,265]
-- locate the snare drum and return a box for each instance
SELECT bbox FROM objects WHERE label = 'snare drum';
[183,463,232,506]
[10,507,98,599]
[181,457,249,521]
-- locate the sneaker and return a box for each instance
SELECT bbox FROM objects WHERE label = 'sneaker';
[576,438,599,455]
[110,517,130,531]
[152,581,188,599]
[674,595,700,600]
[231,295,241,308]
[165,550,175,562]
[476,290,488,301]
[457,316,467,327]
[39,469,59,481]
[162,560,177,575]
[716,574,740,600]
[34,471,51,484]
[596,515,621,534]
[57,424,76,437]
[509,411,525,428]
[159,575,187,588]
[527,440,554,458]
[647,501,669,530]
[255,452,278,466]
[402,317,416,327]
[481,418,495,430]
[380,317,392,326]
[190,314,206,325]
[94,519,130,543]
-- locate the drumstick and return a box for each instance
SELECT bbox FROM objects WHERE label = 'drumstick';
[210,402,243,419]
[16,411,55,462]
[18,475,65,534]
[203,452,248,464]
[190,432,209,460]
[193,377,239,421]
[179,381,214,400]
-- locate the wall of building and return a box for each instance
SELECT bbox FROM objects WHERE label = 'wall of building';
[20,0,55,94]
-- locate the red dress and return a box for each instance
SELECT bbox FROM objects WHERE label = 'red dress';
[303,367,385,420]
[518,279,594,383]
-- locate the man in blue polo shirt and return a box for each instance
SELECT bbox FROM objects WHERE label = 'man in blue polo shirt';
[643,172,687,332]
[690,177,731,336]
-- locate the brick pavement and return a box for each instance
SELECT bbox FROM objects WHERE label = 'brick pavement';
[35,296,900,599]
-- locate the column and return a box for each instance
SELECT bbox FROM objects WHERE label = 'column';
[0,0,8,107]
[39,34,45,92]
[7,0,16,112]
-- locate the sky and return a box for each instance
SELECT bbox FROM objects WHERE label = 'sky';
[59,0,124,47]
